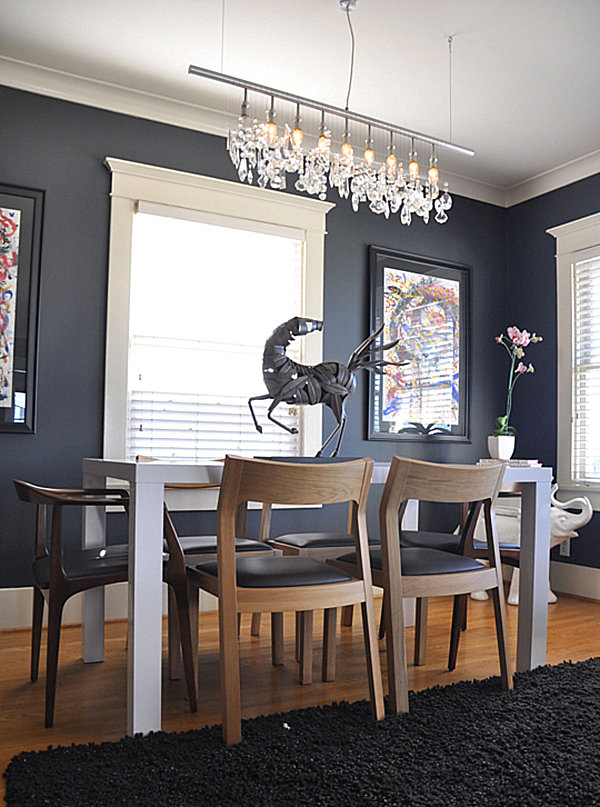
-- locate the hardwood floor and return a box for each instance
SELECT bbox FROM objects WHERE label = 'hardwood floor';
[2,593,599,803]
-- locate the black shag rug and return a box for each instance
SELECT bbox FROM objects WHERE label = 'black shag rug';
[5,657,600,807]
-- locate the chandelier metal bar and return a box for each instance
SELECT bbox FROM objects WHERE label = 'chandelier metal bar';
[188,64,474,158]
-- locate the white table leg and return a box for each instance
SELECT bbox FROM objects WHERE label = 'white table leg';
[517,479,551,671]
[82,471,107,663]
[127,480,164,736]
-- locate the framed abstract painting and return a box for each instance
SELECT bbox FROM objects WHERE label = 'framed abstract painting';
[0,184,44,433]
[368,246,469,442]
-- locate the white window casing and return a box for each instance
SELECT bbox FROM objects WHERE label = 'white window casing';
[548,211,600,510]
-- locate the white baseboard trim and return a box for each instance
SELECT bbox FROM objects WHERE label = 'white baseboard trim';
[0,584,217,630]
[550,561,600,601]
[1,563,595,630]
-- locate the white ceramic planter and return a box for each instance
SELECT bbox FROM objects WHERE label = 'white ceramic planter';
[487,434,515,460]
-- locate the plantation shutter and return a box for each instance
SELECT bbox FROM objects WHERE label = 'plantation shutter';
[126,208,304,462]
[572,255,600,483]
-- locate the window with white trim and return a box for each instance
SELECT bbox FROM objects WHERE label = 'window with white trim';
[549,212,600,509]
[104,158,333,464]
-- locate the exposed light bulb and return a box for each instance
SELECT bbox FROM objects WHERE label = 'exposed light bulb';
[408,150,419,181]
[341,123,353,159]
[364,145,375,165]
[428,164,439,184]
[291,107,303,149]
[318,134,329,153]
[265,97,277,144]
[265,121,277,143]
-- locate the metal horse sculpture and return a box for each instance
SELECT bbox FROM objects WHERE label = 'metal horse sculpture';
[248,316,404,457]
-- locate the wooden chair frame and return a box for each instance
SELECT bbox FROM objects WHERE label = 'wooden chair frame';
[189,455,385,745]
[382,457,513,713]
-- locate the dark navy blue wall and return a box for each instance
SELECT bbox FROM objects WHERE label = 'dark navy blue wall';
[0,83,595,587]
[506,175,600,570]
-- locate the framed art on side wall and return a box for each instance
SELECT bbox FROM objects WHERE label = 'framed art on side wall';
[369,245,469,442]
[0,184,44,433]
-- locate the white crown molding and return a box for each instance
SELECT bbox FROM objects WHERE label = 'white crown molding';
[3,55,600,210]
[0,55,230,137]
[505,149,600,208]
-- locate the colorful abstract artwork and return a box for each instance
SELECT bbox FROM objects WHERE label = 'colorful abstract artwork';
[369,247,469,441]
[0,206,21,408]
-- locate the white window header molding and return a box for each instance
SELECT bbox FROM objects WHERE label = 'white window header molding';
[104,157,334,233]
[547,211,600,255]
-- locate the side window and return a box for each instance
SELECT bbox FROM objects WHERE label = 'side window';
[549,213,600,509]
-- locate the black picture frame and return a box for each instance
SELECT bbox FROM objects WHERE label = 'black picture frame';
[368,245,470,442]
[0,183,44,433]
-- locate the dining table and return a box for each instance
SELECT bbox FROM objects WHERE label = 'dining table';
[82,457,552,736]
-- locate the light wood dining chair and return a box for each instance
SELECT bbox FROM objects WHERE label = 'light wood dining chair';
[330,457,513,715]
[181,454,384,745]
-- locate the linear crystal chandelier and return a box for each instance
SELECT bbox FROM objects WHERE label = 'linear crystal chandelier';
[189,2,473,226]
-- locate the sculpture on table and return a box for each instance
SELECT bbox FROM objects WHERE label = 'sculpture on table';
[473,484,592,604]
[248,316,406,457]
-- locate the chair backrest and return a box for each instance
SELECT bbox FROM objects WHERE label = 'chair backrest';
[13,480,129,577]
[216,455,373,565]
[380,457,506,556]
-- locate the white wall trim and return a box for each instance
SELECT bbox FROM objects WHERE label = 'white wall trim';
[5,55,599,209]
[0,584,217,631]
[1,563,596,629]
[550,561,600,602]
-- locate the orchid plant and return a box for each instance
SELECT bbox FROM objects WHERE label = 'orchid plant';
[492,326,543,437]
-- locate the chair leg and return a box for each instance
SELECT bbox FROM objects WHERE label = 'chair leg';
[170,582,198,712]
[250,612,262,636]
[271,612,284,666]
[295,611,302,661]
[414,597,428,666]
[448,594,468,671]
[167,588,183,681]
[340,604,354,627]
[322,608,337,681]
[220,596,242,745]
[44,596,65,728]
[490,585,514,690]
[360,600,385,721]
[31,587,44,683]
[298,611,313,684]
[385,585,409,715]
[378,592,386,639]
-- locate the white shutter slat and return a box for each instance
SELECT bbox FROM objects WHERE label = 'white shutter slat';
[572,256,600,483]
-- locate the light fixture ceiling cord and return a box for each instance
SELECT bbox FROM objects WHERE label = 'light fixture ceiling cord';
[220,0,226,73]
[344,8,356,112]
[448,35,453,143]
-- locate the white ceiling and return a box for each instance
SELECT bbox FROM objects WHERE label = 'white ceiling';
[2,0,600,201]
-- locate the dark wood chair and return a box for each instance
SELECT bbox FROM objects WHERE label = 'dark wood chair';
[166,454,384,745]
[13,481,131,728]
[329,457,513,714]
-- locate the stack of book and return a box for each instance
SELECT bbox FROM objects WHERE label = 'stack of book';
[477,458,541,467]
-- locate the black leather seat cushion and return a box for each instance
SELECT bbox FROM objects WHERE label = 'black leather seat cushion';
[175,535,272,555]
[401,530,521,555]
[400,530,461,553]
[272,532,363,549]
[336,547,486,576]
[33,544,130,588]
[196,555,354,588]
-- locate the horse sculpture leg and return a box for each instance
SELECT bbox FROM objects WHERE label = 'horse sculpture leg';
[317,396,347,457]
[266,396,299,434]
[248,394,272,434]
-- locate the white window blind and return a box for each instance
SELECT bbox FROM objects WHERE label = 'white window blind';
[572,255,600,483]
[127,210,304,461]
